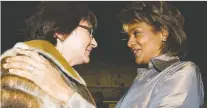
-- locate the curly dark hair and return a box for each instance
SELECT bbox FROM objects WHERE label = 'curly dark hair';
[118,1,188,59]
[25,1,97,45]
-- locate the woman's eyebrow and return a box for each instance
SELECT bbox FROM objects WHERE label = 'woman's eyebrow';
[129,26,142,33]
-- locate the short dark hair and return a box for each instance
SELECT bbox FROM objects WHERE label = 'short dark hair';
[25,1,97,45]
[118,1,188,59]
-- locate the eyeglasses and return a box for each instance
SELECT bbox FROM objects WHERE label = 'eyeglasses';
[78,25,94,38]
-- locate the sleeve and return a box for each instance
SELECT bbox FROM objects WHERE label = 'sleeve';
[149,62,204,108]
[64,92,96,108]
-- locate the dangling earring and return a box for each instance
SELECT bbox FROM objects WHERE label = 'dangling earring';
[162,37,166,42]
[57,38,63,54]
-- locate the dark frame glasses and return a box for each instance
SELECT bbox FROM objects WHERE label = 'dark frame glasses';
[78,25,94,38]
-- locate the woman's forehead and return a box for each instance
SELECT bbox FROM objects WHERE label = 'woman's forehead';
[123,21,150,33]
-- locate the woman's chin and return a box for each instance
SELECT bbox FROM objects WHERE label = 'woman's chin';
[135,60,142,65]
[135,57,143,65]
[83,57,90,64]
[70,58,90,66]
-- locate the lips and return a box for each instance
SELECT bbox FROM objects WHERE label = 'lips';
[86,48,92,55]
[131,48,141,55]
[86,49,92,52]
[133,50,138,55]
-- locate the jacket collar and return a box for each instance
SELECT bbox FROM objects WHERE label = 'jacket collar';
[14,40,86,85]
[149,53,180,72]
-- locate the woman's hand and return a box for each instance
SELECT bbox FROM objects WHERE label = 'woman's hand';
[3,48,74,103]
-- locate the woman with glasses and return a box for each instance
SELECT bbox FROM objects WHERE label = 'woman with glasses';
[1,2,97,108]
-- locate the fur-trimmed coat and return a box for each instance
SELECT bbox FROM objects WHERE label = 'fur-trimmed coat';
[1,40,96,108]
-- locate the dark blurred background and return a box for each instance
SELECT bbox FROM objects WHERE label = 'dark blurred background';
[1,1,207,107]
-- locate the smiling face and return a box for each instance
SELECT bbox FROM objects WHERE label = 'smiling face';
[55,20,98,66]
[125,21,164,65]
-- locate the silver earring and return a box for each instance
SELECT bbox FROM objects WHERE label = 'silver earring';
[162,38,166,42]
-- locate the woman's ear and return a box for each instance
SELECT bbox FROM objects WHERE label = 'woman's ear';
[54,32,65,41]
